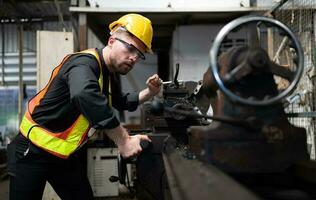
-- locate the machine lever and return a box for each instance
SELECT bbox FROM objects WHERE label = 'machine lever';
[173,63,180,88]
[109,175,119,182]
[110,137,151,186]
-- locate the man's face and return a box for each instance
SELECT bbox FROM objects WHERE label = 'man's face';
[109,34,146,75]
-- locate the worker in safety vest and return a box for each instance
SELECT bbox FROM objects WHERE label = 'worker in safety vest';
[8,13,161,200]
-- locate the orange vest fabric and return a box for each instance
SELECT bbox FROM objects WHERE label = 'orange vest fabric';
[20,49,104,159]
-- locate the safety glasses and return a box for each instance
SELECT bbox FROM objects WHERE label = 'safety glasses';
[114,38,146,60]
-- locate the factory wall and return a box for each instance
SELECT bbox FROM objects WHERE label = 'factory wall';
[0,21,72,87]
[170,24,246,82]
[170,25,220,82]
[0,21,72,138]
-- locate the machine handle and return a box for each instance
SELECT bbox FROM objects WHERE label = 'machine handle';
[110,137,151,184]
[140,139,150,150]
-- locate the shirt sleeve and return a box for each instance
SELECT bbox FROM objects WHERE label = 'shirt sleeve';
[65,55,120,129]
[124,92,139,111]
[112,90,139,112]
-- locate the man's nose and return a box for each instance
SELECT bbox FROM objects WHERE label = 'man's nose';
[129,54,139,62]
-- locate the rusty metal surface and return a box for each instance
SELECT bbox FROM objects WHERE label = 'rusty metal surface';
[141,80,209,138]
[138,20,312,198]
[195,38,309,173]
[188,98,309,173]
[189,120,309,173]
[292,161,316,184]
[209,17,304,106]
[135,133,170,200]
[162,138,261,200]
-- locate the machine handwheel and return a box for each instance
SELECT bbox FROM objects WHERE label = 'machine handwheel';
[210,16,304,106]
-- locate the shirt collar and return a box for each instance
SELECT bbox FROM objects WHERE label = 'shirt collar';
[96,47,109,75]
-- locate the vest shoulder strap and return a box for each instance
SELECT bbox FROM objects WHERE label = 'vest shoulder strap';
[78,48,104,92]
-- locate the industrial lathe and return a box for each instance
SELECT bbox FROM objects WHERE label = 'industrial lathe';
[117,16,316,200]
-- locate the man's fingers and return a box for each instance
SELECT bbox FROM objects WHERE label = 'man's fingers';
[148,74,157,81]
[151,74,158,79]
[119,134,152,158]
[149,78,162,88]
[147,74,161,84]
[121,148,141,158]
[139,134,151,142]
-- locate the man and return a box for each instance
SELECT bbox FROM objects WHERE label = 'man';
[8,13,161,200]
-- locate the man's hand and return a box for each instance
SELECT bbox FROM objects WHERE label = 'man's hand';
[146,74,162,96]
[117,134,151,158]
[104,125,151,158]
[139,74,162,104]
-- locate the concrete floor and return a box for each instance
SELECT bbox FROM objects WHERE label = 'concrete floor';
[0,178,135,200]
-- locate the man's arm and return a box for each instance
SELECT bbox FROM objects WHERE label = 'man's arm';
[67,56,153,158]
[104,125,151,158]
[67,56,120,129]
[139,74,162,104]
[106,74,161,157]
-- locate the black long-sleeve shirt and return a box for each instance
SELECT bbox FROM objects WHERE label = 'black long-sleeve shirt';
[14,48,139,157]
[31,48,139,131]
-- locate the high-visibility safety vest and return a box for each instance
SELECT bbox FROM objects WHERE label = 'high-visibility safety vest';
[20,49,106,159]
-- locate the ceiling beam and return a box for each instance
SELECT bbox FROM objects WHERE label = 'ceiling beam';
[69,6,257,13]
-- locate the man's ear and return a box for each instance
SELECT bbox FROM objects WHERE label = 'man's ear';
[108,36,115,47]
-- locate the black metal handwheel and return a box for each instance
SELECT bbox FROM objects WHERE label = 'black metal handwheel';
[210,16,304,106]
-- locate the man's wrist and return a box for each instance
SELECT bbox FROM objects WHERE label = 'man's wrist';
[116,129,129,146]
[105,125,130,146]
[139,88,154,104]
[146,88,156,97]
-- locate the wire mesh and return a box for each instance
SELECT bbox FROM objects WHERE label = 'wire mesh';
[274,0,316,159]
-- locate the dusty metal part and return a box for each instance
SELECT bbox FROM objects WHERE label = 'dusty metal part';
[162,137,261,200]
[195,20,309,173]
[292,161,316,184]
[135,133,170,200]
[188,116,309,173]
[209,16,304,106]
[193,49,309,173]
[190,60,309,173]
[137,16,313,200]
[141,80,209,133]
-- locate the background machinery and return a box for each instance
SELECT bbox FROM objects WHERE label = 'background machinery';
[122,15,316,200]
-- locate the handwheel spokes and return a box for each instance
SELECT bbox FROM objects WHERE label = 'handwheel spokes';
[223,61,252,84]
[210,16,304,106]
[270,62,295,81]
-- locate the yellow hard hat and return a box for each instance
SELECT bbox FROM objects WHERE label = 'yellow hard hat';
[109,13,153,53]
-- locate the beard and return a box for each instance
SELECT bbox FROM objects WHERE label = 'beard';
[109,57,133,75]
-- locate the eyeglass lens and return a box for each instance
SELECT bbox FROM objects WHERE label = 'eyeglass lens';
[115,38,145,60]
